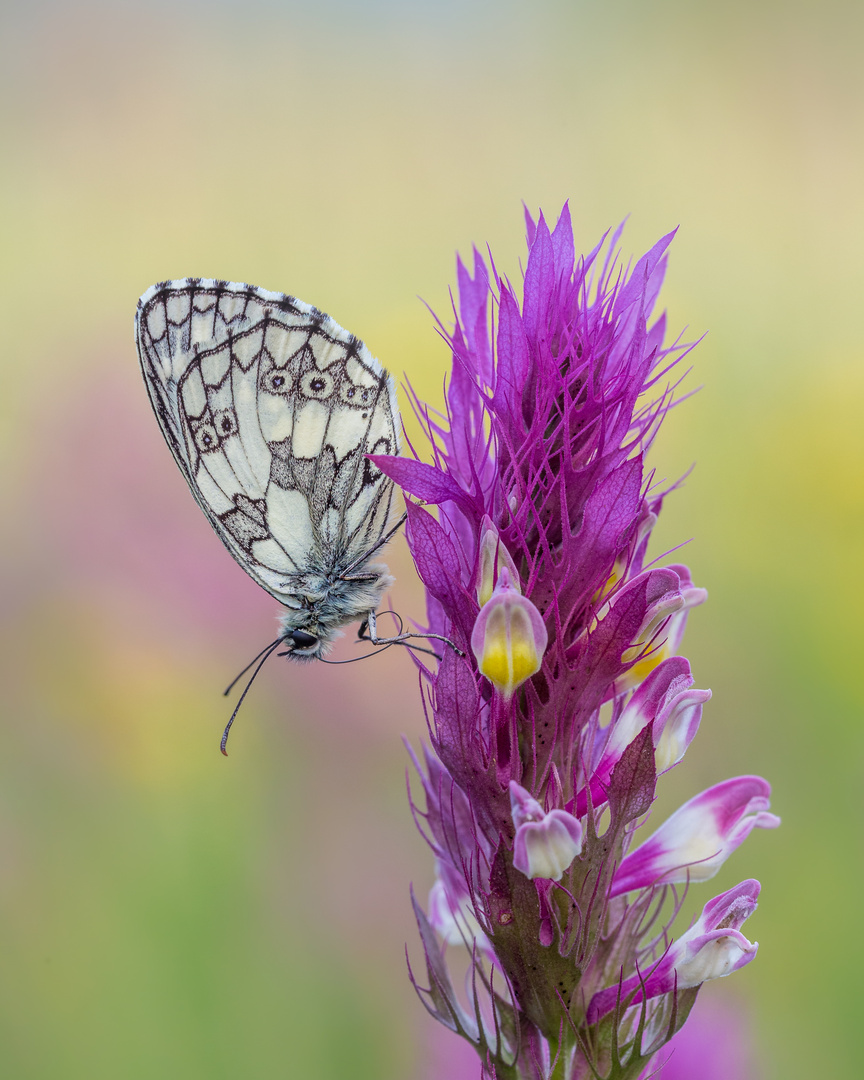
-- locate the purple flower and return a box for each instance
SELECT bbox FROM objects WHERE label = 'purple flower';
[610,776,781,896]
[381,205,777,1078]
[587,880,762,1023]
[614,564,707,692]
[509,781,583,881]
[476,517,521,606]
[576,656,709,816]
[471,568,548,701]
[428,859,493,953]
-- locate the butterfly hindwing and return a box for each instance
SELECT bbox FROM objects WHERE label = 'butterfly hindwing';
[136,279,400,605]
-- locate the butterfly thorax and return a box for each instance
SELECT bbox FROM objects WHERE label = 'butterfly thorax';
[277,560,394,659]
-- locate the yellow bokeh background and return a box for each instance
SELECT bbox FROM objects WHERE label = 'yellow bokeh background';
[1,2,861,1076]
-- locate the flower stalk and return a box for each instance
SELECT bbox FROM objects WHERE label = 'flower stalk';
[375,206,777,1078]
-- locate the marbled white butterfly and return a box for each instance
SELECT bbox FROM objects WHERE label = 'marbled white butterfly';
[136,279,434,729]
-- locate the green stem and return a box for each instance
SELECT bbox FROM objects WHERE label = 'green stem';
[548,1035,578,1080]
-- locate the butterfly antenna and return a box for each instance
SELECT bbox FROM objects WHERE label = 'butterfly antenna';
[220,638,283,756]
[223,636,283,697]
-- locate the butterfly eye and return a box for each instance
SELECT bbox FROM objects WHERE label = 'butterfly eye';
[192,421,220,453]
[287,629,319,650]
[300,371,334,400]
[262,369,293,394]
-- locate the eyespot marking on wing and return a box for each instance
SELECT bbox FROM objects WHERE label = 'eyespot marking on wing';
[300,370,335,401]
[214,408,238,438]
[190,416,220,454]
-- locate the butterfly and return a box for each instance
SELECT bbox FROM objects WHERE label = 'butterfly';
[134,278,418,664]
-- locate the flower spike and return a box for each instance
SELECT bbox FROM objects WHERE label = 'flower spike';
[371,206,777,1079]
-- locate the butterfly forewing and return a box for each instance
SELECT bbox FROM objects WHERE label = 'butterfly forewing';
[136,279,400,607]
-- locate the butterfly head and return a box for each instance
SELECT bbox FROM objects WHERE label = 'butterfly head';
[280,627,326,660]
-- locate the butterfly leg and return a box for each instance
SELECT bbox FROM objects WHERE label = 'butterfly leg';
[360,610,466,658]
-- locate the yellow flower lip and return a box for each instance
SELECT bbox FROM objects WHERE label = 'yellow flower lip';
[471,568,548,700]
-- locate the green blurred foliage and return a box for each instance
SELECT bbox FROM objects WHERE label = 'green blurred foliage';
[0,1,861,1076]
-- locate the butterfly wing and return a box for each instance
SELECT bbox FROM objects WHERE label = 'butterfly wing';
[135,279,400,605]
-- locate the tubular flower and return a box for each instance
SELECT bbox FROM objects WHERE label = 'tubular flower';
[610,776,781,896]
[616,564,707,690]
[576,656,709,816]
[471,568,548,700]
[587,880,762,1023]
[373,206,778,1079]
[428,860,493,952]
[476,518,521,607]
[510,781,584,881]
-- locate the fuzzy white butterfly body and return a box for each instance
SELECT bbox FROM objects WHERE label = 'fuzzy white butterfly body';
[135,278,401,659]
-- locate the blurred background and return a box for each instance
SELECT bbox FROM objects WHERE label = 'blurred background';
[0,0,861,1076]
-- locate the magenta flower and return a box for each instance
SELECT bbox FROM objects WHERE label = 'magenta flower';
[587,880,762,1023]
[428,859,493,952]
[576,656,709,817]
[610,776,780,896]
[472,569,549,701]
[378,206,777,1078]
[509,781,583,882]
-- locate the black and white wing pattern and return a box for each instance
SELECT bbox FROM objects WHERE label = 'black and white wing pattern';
[135,279,400,609]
